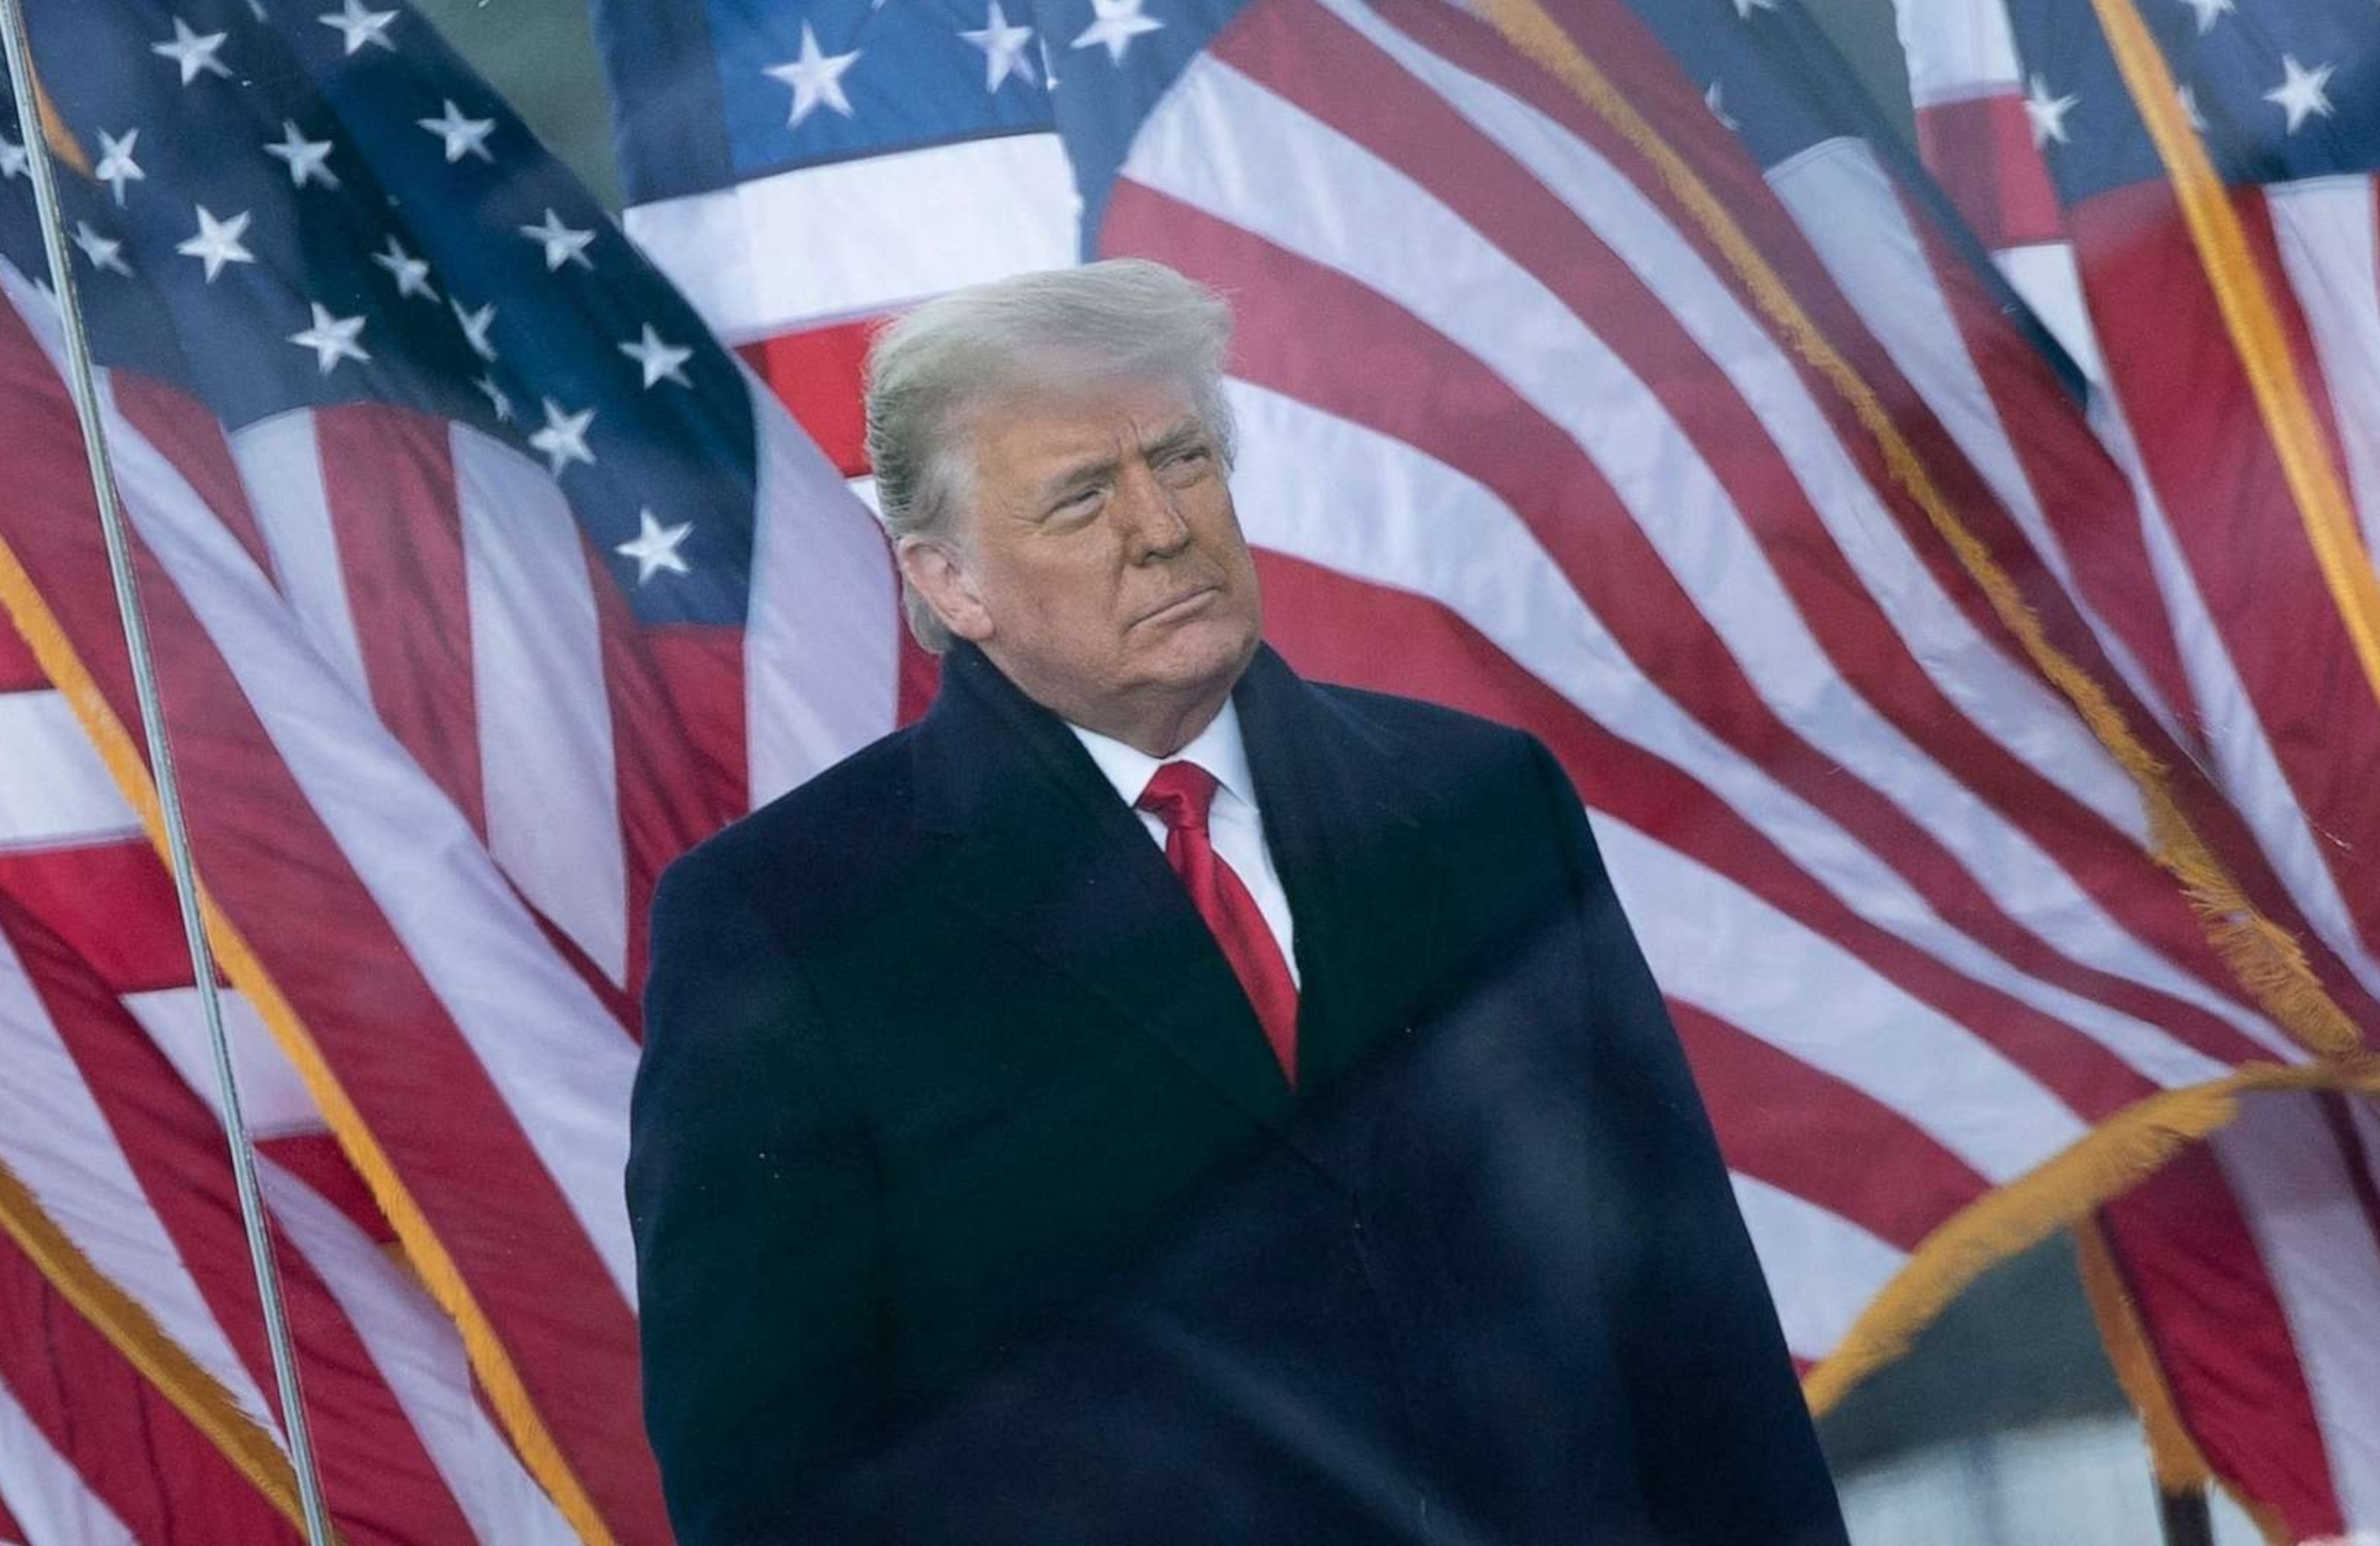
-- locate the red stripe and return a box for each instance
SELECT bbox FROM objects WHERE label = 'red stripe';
[2073,179,2380,963]
[256,1131,394,1247]
[1112,178,2265,1085]
[0,1483,22,1542]
[0,616,39,691]
[0,1231,304,1546]
[112,375,276,586]
[1253,550,2156,1124]
[0,298,668,1541]
[2098,1145,2346,1538]
[316,406,487,838]
[1914,94,2065,250]
[1188,0,2280,1060]
[0,840,196,995]
[0,894,482,1546]
[739,318,878,477]
[1670,1003,1991,1253]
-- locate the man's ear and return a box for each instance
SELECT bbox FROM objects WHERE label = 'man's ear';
[898,538,995,643]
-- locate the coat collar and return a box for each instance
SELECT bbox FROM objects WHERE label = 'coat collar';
[910,644,1444,1135]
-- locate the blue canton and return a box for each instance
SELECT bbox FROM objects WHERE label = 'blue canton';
[0,0,758,625]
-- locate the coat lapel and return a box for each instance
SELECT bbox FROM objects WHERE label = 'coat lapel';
[914,646,1298,1131]
[1232,649,1450,1097]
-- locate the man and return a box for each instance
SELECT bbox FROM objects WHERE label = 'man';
[628,260,1847,1544]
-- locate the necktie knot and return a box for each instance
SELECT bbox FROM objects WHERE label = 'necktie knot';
[1137,760,1219,834]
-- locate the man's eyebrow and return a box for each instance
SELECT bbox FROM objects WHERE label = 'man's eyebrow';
[1141,418,1208,458]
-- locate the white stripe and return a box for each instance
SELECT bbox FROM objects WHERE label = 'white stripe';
[1225,380,2237,1097]
[2349,1099,2380,1197]
[1596,814,2086,1180]
[1767,139,2189,749]
[257,1159,579,1546]
[228,411,371,698]
[0,921,281,1440]
[624,134,1079,343]
[0,693,139,849]
[452,425,628,986]
[2267,177,2380,566]
[2088,390,2380,1004]
[2,266,641,1303]
[1990,239,2110,386]
[0,1377,140,1546]
[2213,1092,2380,1524]
[1728,1172,1907,1362]
[122,987,323,1143]
[744,374,902,807]
[1886,0,2021,108]
[1130,57,2289,1063]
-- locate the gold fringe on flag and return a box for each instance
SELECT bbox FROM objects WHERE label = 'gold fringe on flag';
[0,1154,309,1530]
[2075,1218,2294,1546]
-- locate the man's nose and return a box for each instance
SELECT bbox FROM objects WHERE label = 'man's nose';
[1114,460,1192,563]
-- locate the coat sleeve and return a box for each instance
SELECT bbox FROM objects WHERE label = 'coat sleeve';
[628,849,888,1544]
[1525,740,1851,1546]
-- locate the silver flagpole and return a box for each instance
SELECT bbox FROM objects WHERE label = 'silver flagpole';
[0,12,335,1542]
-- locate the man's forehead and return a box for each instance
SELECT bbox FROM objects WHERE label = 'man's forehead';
[975,376,1206,461]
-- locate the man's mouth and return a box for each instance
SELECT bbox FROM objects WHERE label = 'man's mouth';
[1136,586,1220,627]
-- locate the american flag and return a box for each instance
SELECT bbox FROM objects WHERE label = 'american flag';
[0,0,901,1534]
[2,0,2378,1535]
[598,0,2380,1534]
[1890,0,2380,1531]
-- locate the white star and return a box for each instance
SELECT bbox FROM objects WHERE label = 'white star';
[765,24,861,127]
[2264,54,2335,136]
[619,323,693,389]
[2024,73,2079,148]
[287,302,371,374]
[370,234,437,301]
[528,398,596,476]
[0,133,25,181]
[615,508,694,584]
[2175,0,2231,34]
[263,119,339,188]
[452,298,497,360]
[95,129,145,205]
[1704,81,1739,132]
[1730,0,1776,15]
[520,207,596,271]
[473,373,513,422]
[71,222,132,277]
[2178,83,2208,133]
[961,2,1039,91]
[318,0,397,53]
[153,17,232,84]
[175,205,256,283]
[418,99,495,164]
[1071,0,1161,64]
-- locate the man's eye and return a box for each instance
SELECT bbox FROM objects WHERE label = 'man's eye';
[1157,448,1212,482]
[1050,486,1104,521]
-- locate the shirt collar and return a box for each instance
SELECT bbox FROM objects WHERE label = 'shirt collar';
[1069,701,1258,814]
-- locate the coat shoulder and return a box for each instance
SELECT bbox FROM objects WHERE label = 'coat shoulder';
[1307,681,1555,804]
[655,723,928,931]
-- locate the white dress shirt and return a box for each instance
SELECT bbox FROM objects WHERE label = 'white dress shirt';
[1068,704,1301,986]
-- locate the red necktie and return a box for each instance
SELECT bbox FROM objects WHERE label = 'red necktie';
[1137,761,1299,1088]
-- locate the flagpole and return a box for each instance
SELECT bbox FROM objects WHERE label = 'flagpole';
[0,14,335,1544]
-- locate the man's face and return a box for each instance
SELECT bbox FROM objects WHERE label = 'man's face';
[913,371,1264,744]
